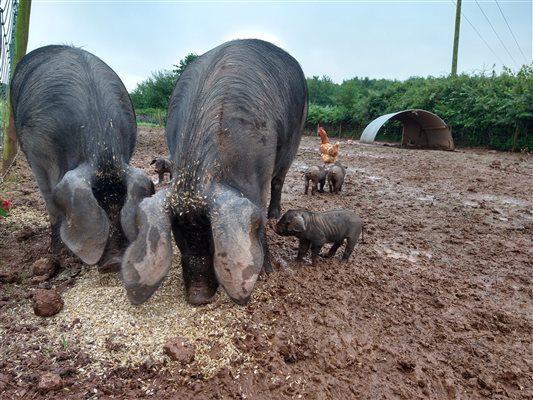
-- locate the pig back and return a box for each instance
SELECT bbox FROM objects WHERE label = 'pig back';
[10,45,136,177]
[318,209,362,238]
[328,165,346,179]
[166,39,308,202]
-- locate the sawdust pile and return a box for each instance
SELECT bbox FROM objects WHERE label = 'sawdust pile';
[3,205,49,229]
[37,255,261,379]
[1,187,268,381]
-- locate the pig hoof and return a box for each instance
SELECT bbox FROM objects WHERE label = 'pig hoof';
[186,285,217,306]
[258,268,271,281]
[125,284,160,305]
[267,206,280,220]
[262,260,273,274]
[98,256,122,273]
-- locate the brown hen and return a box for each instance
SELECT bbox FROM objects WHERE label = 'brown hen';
[318,127,340,164]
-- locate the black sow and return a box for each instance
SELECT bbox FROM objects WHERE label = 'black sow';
[122,39,308,305]
[10,45,154,271]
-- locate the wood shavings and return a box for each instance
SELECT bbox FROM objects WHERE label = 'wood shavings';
[22,254,255,378]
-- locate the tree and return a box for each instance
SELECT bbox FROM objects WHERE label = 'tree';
[173,53,198,77]
[129,54,200,111]
[306,76,337,106]
[130,70,176,110]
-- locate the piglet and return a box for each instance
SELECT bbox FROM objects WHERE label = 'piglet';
[304,165,326,195]
[274,209,363,264]
[327,162,346,193]
[150,157,173,183]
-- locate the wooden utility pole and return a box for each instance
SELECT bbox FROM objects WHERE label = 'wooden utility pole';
[2,0,31,172]
[451,0,462,76]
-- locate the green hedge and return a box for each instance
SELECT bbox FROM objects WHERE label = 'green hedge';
[305,65,533,151]
[136,108,166,127]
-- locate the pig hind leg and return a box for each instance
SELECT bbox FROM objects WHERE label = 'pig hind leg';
[341,236,358,261]
[326,240,344,258]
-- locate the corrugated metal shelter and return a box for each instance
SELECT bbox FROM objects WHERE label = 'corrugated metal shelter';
[360,109,454,150]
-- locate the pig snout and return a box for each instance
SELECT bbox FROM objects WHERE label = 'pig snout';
[121,191,173,305]
[210,188,264,305]
[274,210,306,236]
[273,221,283,235]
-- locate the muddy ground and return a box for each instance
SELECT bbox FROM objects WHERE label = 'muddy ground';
[1,127,532,399]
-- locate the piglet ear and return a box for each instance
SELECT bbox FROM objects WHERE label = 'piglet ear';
[120,166,155,242]
[289,213,306,233]
[121,190,173,304]
[53,166,109,265]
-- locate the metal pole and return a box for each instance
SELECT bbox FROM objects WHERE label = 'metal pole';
[2,0,31,172]
[451,0,462,76]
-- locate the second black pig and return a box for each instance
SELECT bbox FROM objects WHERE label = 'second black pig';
[304,165,326,195]
[274,209,363,264]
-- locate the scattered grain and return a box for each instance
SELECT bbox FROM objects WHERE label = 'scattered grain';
[4,253,262,379]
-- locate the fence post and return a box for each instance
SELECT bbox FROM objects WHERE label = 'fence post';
[512,124,520,152]
[2,0,31,172]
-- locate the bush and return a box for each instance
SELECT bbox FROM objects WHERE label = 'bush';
[130,70,177,111]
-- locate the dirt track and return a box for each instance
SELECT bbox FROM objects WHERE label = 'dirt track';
[1,127,532,399]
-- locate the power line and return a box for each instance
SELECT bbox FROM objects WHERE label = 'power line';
[475,0,519,68]
[495,0,529,65]
[451,0,506,67]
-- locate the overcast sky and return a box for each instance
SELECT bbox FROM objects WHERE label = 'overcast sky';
[27,0,532,92]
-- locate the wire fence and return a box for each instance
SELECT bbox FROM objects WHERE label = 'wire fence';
[0,0,18,155]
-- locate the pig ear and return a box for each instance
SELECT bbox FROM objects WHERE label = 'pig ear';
[53,166,109,265]
[121,166,155,242]
[210,186,264,305]
[121,190,173,304]
[289,213,306,233]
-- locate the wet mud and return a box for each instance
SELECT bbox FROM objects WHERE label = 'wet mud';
[1,128,531,399]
